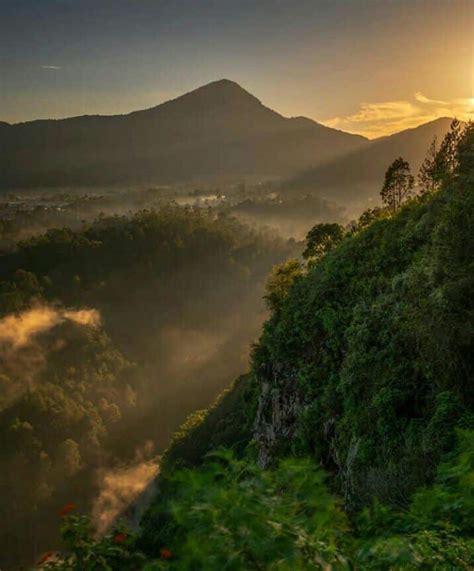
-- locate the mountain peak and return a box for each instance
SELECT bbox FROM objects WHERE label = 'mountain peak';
[203,78,244,89]
[0,79,367,189]
[193,78,250,93]
[176,78,263,107]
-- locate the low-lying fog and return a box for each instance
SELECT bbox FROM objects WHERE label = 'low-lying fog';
[0,182,371,569]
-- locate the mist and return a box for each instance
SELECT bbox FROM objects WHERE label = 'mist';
[0,202,302,569]
[92,451,160,535]
[0,305,101,411]
[0,185,347,568]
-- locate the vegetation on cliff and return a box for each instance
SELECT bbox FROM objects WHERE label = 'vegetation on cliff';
[135,121,474,568]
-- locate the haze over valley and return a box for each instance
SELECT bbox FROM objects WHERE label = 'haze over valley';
[0,1,472,569]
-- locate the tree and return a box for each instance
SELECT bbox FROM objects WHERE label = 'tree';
[264,259,303,313]
[381,157,414,210]
[351,207,385,232]
[435,118,464,184]
[418,137,440,194]
[455,121,473,183]
[417,119,465,194]
[303,223,344,263]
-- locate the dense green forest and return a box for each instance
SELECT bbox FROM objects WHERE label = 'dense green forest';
[0,121,472,570]
[31,121,473,570]
[0,207,294,569]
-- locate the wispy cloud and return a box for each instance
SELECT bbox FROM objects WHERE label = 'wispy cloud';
[414,92,448,106]
[41,65,62,70]
[0,306,100,349]
[323,93,473,138]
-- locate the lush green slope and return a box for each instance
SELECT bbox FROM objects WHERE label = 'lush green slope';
[253,176,474,506]
[25,124,474,569]
[145,122,473,500]
[132,124,474,568]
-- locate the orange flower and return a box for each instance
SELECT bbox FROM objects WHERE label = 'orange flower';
[38,551,54,564]
[59,502,76,517]
[160,547,172,559]
[113,532,128,544]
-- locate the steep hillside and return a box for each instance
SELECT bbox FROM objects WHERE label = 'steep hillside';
[0,80,367,189]
[287,117,456,205]
[134,124,473,568]
[29,124,474,570]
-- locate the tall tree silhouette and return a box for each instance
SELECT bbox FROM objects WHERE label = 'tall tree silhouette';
[418,119,464,194]
[381,157,414,210]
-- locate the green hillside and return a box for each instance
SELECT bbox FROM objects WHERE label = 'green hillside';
[35,123,473,569]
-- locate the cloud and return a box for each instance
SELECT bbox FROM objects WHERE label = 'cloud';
[63,309,101,328]
[0,306,100,349]
[414,92,448,105]
[0,307,62,349]
[41,65,62,70]
[323,93,473,138]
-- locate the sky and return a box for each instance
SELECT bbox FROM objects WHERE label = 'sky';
[0,0,472,138]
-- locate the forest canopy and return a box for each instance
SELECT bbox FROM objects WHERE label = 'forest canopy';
[0,206,294,569]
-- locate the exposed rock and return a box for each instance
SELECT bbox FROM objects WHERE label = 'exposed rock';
[254,367,304,468]
[253,367,361,505]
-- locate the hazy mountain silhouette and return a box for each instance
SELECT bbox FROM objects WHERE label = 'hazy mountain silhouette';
[286,117,456,204]
[0,79,368,189]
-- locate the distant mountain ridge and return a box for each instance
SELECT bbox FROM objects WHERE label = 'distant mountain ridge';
[286,116,457,205]
[0,79,368,189]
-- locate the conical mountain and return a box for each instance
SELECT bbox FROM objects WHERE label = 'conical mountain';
[0,79,367,189]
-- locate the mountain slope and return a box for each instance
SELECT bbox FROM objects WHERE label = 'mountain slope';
[287,117,456,204]
[150,161,473,503]
[0,79,367,189]
[131,124,474,569]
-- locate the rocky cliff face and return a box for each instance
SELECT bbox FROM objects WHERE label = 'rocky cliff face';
[254,366,304,468]
[254,368,380,507]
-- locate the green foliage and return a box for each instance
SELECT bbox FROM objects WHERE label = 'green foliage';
[456,121,474,183]
[0,320,134,568]
[302,223,345,264]
[408,429,474,535]
[264,259,303,313]
[57,431,474,570]
[162,375,257,470]
[140,451,349,570]
[350,206,387,232]
[42,514,143,570]
[138,375,259,557]
[433,118,464,185]
[2,119,473,570]
[353,429,474,569]
[253,125,474,505]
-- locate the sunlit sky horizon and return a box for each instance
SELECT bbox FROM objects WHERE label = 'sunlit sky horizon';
[1,0,473,138]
